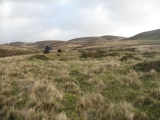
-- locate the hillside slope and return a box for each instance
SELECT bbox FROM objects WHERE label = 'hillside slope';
[69,35,126,42]
[2,35,126,49]
[0,45,41,57]
[128,29,160,40]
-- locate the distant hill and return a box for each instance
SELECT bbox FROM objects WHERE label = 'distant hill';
[69,35,126,43]
[3,35,126,49]
[128,29,160,40]
[28,40,65,49]
[5,42,32,46]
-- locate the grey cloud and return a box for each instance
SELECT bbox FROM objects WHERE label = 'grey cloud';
[0,0,160,44]
[102,0,160,21]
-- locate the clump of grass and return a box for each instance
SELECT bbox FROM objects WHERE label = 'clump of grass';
[56,112,68,120]
[29,54,49,61]
[80,93,106,110]
[133,60,160,72]
[62,82,80,94]
[60,56,68,61]
[117,48,137,52]
[96,50,106,54]
[89,63,107,74]
[95,79,106,91]
[150,88,160,100]
[142,52,158,58]
[79,50,105,58]
[79,97,108,120]
[79,50,119,58]
[121,54,141,62]
[107,52,120,57]
[134,96,154,107]
[125,48,137,52]
[105,101,147,120]
[115,76,142,88]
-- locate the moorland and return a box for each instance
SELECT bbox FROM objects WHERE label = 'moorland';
[0,30,160,120]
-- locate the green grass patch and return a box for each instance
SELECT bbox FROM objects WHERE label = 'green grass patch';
[62,93,79,119]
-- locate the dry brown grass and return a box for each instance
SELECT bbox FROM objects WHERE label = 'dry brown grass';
[0,40,160,120]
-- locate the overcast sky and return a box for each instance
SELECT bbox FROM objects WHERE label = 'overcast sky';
[0,0,160,44]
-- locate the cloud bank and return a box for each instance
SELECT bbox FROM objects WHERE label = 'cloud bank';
[0,0,160,44]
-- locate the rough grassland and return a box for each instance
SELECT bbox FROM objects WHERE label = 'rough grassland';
[0,45,42,57]
[0,43,160,120]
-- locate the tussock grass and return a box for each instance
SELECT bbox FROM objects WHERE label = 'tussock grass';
[133,60,160,72]
[79,50,120,58]
[142,52,159,58]
[0,45,160,120]
[121,54,141,62]
[116,48,137,52]
[29,54,49,61]
[56,112,68,120]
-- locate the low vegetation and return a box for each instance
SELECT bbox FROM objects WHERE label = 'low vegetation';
[120,54,141,62]
[79,50,120,58]
[0,45,41,57]
[142,52,159,58]
[133,60,160,72]
[0,42,160,120]
[29,55,49,61]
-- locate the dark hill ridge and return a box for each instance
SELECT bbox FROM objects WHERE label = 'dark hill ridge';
[69,35,126,42]
[28,40,65,49]
[2,28,160,48]
[3,35,126,49]
[128,29,160,40]
[6,42,31,46]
